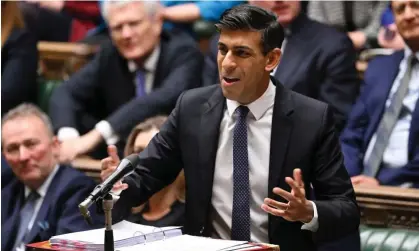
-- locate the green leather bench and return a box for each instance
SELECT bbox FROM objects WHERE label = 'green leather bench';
[37,77,61,114]
[360,227,419,251]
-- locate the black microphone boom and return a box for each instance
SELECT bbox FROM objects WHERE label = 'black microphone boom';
[78,154,140,224]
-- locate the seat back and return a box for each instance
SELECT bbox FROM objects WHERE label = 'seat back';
[360,227,419,251]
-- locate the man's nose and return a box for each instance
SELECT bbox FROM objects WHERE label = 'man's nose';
[18,146,31,161]
[221,51,237,71]
[121,25,133,39]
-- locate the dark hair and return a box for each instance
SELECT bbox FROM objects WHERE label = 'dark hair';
[215,4,285,55]
[124,115,168,156]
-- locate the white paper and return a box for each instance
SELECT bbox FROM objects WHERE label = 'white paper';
[50,220,180,244]
[117,235,248,251]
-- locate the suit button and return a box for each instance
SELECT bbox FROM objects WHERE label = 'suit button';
[199,226,205,235]
[358,153,364,160]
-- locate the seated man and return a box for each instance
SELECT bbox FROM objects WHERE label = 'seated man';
[341,0,419,188]
[1,104,103,251]
[202,0,360,132]
[49,0,204,162]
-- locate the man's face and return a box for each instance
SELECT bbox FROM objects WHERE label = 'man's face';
[2,115,60,189]
[392,1,419,43]
[249,1,301,27]
[217,29,279,104]
[107,2,162,61]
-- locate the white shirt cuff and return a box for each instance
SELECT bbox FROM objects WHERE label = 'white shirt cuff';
[57,127,80,141]
[301,201,319,232]
[95,120,120,145]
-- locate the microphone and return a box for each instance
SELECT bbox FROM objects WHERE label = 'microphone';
[79,154,140,224]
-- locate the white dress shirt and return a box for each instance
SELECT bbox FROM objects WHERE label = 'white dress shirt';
[210,81,318,243]
[16,165,60,251]
[363,47,419,187]
[57,45,161,145]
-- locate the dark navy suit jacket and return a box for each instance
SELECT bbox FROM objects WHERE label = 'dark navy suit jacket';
[1,165,104,251]
[49,30,204,142]
[1,28,38,116]
[340,51,419,188]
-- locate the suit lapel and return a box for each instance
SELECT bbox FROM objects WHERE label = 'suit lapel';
[268,80,295,197]
[366,51,405,143]
[267,80,295,240]
[2,181,25,251]
[24,167,64,243]
[198,87,225,222]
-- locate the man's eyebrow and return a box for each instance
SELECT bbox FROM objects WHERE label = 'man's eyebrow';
[217,43,253,51]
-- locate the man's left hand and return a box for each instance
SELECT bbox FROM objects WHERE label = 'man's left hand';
[261,169,314,223]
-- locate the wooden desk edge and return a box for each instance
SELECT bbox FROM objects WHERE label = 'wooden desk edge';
[27,241,279,251]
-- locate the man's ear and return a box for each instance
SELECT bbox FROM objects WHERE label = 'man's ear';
[265,48,282,72]
[51,136,61,159]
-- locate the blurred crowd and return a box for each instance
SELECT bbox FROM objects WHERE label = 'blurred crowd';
[1,0,418,250]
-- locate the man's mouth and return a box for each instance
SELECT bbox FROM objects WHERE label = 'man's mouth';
[222,77,240,86]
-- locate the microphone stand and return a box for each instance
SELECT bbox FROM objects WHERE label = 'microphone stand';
[103,193,114,251]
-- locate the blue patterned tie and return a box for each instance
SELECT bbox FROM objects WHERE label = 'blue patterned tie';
[231,105,250,241]
[135,69,146,97]
[13,191,40,251]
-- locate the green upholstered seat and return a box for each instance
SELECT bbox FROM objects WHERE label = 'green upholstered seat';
[37,77,61,114]
[360,226,419,251]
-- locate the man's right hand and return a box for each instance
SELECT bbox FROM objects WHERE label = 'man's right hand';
[100,145,129,192]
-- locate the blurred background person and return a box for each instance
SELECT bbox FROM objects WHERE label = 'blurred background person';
[19,0,101,42]
[341,0,419,188]
[202,0,360,132]
[49,0,203,162]
[1,1,38,117]
[1,104,103,251]
[308,1,389,50]
[160,0,244,37]
[117,116,185,227]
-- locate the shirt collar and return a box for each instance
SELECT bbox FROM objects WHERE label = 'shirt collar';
[128,44,161,73]
[226,80,276,121]
[404,46,419,62]
[25,165,60,198]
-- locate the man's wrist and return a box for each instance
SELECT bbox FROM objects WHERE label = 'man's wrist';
[302,200,314,223]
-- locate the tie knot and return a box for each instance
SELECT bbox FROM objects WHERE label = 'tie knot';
[235,106,249,118]
[26,191,40,202]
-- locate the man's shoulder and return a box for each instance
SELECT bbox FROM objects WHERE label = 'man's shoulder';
[289,88,328,114]
[180,85,221,104]
[300,17,352,50]
[50,165,96,192]
[162,29,200,51]
[366,50,404,72]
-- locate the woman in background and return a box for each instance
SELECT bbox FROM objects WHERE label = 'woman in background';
[122,116,185,227]
[1,1,38,116]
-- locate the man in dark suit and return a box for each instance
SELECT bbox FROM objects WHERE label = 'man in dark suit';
[49,0,203,162]
[202,0,360,132]
[101,5,359,251]
[1,103,103,251]
[1,25,38,117]
[341,0,419,188]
